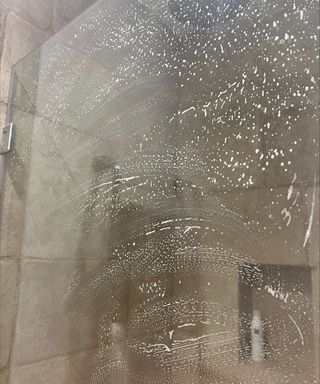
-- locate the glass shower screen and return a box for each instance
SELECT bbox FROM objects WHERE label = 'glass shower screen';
[1,0,319,383]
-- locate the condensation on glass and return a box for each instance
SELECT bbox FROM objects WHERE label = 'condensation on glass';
[1,0,319,383]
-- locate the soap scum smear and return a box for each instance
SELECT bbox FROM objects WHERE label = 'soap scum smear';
[66,195,315,383]
[33,0,317,382]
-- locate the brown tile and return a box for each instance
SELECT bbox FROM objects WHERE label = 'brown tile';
[0,368,9,384]
[10,350,94,384]
[0,259,19,369]
[52,0,97,33]
[19,115,109,260]
[0,5,8,57]
[0,12,50,103]
[0,178,23,258]
[307,186,320,267]
[12,260,99,365]
[264,114,319,188]
[0,102,7,131]
[1,0,53,31]
[214,185,319,266]
[0,109,35,258]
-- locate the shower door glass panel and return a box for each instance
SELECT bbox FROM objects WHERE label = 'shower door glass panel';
[1,0,319,383]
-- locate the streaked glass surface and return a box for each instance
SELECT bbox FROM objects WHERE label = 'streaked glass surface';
[1,0,319,383]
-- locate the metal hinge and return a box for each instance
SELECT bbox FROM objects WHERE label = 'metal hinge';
[0,123,14,155]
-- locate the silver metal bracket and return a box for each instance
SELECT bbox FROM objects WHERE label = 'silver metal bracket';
[0,123,14,155]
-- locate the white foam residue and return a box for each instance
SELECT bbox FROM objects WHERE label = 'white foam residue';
[281,208,292,226]
[303,173,317,248]
[288,314,304,345]
[184,226,201,234]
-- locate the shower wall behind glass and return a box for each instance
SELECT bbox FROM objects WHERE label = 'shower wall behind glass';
[0,0,319,383]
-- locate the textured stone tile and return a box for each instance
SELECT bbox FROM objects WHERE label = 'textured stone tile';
[0,102,7,131]
[19,114,109,260]
[177,73,265,192]
[1,0,53,31]
[307,186,320,267]
[82,0,98,10]
[52,0,97,33]
[312,266,320,380]
[34,34,110,130]
[212,361,317,384]
[10,350,94,384]
[0,5,8,57]
[0,178,23,258]
[214,185,319,266]
[0,109,34,258]
[0,12,50,104]
[0,368,9,384]
[12,260,99,365]
[0,259,19,369]
[264,113,319,188]
[13,51,40,115]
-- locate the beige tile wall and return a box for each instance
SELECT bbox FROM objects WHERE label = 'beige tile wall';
[0,1,319,383]
[0,1,97,382]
